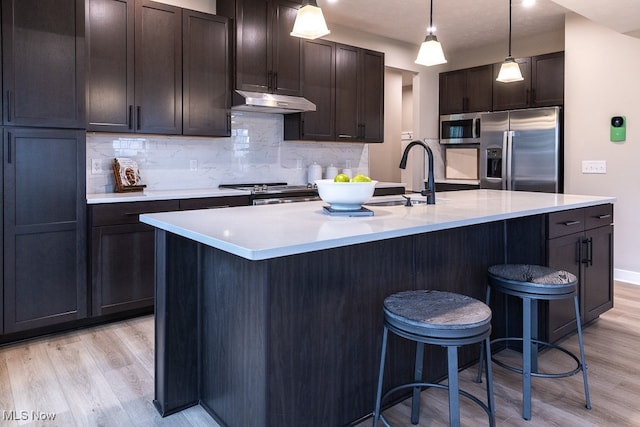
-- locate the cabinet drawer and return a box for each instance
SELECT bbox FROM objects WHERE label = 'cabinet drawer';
[547,208,585,239]
[179,195,250,210]
[90,200,180,226]
[584,204,613,230]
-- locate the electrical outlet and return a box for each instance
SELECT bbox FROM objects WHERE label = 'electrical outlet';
[190,160,198,171]
[91,159,101,174]
[581,160,606,174]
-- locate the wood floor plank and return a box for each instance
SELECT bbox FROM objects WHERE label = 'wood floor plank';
[1,341,74,425]
[45,336,134,426]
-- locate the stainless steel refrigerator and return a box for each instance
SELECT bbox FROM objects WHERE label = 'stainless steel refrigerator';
[480,106,562,193]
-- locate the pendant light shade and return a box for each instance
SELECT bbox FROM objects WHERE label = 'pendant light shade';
[496,0,523,82]
[496,57,523,82]
[415,0,447,66]
[290,0,330,40]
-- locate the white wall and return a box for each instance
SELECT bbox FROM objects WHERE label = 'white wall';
[564,13,640,283]
[369,70,402,182]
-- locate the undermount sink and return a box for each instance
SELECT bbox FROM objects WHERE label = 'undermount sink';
[365,198,428,207]
[365,197,450,207]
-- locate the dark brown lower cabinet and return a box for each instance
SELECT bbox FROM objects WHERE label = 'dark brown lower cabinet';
[89,196,250,317]
[546,204,614,342]
[89,200,179,316]
[3,128,86,334]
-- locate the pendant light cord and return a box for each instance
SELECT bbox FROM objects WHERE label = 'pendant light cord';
[508,0,512,57]
[429,0,433,35]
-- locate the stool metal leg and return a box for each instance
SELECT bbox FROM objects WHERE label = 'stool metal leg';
[476,286,491,384]
[573,295,592,410]
[447,346,460,427]
[373,326,389,426]
[522,297,533,420]
[411,343,425,424]
[483,336,496,427]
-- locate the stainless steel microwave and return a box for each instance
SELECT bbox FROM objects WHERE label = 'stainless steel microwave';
[440,112,485,144]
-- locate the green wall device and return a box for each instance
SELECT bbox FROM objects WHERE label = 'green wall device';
[611,116,626,142]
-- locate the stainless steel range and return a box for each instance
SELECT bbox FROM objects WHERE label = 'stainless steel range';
[219,182,320,205]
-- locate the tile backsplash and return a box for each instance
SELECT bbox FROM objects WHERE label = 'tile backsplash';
[87,112,369,194]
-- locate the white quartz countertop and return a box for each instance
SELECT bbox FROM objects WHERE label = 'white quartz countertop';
[86,188,251,204]
[139,190,615,261]
[86,182,406,204]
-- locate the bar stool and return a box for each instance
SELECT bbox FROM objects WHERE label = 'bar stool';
[373,290,495,427]
[476,264,591,420]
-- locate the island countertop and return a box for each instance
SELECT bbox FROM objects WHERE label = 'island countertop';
[139,189,615,261]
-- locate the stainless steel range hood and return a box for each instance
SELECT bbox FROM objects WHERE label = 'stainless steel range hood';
[232,90,316,114]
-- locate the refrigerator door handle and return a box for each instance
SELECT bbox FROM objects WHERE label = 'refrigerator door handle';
[501,131,508,190]
[506,130,514,190]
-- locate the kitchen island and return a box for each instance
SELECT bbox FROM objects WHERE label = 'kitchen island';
[140,190,614,426]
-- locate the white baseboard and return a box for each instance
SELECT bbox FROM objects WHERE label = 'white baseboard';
[614,269,640,286]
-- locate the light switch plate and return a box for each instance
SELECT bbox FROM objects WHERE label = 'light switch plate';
[582,160,606,174]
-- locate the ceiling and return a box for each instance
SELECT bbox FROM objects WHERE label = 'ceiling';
[317,0,640,53]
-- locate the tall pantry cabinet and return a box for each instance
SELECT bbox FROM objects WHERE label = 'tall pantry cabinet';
[1,0,86,335]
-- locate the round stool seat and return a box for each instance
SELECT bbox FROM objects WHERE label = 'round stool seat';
[384,290,492,341]
[488,264,577,297]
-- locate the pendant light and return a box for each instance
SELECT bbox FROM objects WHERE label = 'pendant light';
[415,0,447,66]
[290,0,330,40]
[496,0,524,82]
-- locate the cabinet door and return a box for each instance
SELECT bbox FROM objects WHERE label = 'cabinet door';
[86,0,135,132]
[270,0,301,95]
[134,0,182,134]
[2,0,85,128]
[183,10,231,137]
[492,57,531,111]
[235,0,271,93]
[3,128,86,333]
[439,70,467,115]
[297,39,335,140]
[335,44,359,141]
[582,224,614,323]
[359,49,384,142]
[91,223,155,316]
[531,52,564,107]
[466,65,493,112]
[546,232,581,342]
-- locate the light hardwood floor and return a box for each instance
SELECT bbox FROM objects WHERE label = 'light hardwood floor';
[0,282,638,426]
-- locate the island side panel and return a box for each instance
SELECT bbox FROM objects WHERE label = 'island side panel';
[154,230,200,415]
[266,236,417,426]
[199,247,270,426]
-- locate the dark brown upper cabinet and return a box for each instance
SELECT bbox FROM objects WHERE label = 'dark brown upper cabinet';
[134,0,182,134]
[86,0,182,134]
[220,0,302,95]
[493,51,564,111]
[2,0,85,128]
[285,41,384,143]
[335,45,384,143]
[182,10,231,137]
[86,0,134,132]
[285,39,335,140]
[439,65,493,115]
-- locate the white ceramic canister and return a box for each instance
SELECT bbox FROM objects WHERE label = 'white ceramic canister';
[342,168,353,179]
[308,162,323,184]
[325,164,339,180]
